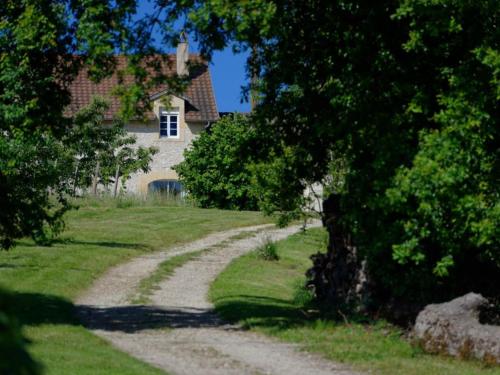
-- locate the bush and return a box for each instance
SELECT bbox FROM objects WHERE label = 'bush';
[292,279,315,308]
[174,114,259,210]
[384,96,500,302]
[256,237,279,261]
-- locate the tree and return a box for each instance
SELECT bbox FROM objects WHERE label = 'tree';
[141,0,499,313]
[0,0,136,249]
[109,142,158,198]
[0,0,181,249]
[175,114,259,210]
[1,0,498,317]
[66,97,157,197]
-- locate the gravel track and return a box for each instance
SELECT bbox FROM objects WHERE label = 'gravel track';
[76,221,361,375]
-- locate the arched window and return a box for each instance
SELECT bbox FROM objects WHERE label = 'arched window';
[148,180,184,196]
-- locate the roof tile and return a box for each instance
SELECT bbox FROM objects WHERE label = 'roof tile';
[67,55,219,122]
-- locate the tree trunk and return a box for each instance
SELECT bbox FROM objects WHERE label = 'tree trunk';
[306,194,370,311]
[113,164,120,198]
[72,162,79,197]
[92,160,100,196]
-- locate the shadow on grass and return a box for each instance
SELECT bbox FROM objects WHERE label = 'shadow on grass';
[76,295,313,333]
[1,290,366,339]
[214,295,308,330]
[214,295,372,331]
[1,291,77,326]
[16,238,151,251]
[57,240,152,251]
[2,287,364,336]
[0,264,21,269]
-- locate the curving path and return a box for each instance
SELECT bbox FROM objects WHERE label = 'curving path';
[76,222,361,375]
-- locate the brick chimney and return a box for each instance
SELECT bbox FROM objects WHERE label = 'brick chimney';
[176,33,189,76]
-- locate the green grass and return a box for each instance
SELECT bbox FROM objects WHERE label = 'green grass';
[210,228,500,375]
[0,198,269,375]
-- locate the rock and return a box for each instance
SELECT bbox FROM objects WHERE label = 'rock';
[413,293,500,364]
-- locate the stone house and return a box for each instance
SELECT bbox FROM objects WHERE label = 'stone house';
[67,43,219,195]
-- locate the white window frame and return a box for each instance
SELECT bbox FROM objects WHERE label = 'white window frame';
[159,109,180,139]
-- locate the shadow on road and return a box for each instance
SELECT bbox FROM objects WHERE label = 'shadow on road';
[2,290,311,334]
[76,305,230,332]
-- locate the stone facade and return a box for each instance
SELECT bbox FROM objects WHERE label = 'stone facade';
[124,95,205,194]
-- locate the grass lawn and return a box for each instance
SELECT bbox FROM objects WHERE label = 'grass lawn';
[0,197,269,375]
[209,228,500,375]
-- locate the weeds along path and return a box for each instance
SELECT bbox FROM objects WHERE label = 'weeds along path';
[76,221,360,375]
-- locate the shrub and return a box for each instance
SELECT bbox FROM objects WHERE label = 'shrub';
[174,114,259,210]
[256,237,279,261]
[292,279,315,308]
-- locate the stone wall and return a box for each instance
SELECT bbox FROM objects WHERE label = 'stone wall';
[123,95,205,194]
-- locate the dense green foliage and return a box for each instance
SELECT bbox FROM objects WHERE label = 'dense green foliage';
[175,113,309,224]
[1,0,498,314]
[175,114,260,210]
[0,134,71,249]
[0,0,182,249]
[0,1,73,249]
[0,0,115,249]
[161,0,500,307]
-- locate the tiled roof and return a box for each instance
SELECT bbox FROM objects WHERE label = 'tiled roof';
[67,55,219,122]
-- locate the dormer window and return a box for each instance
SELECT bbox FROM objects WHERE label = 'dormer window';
[159,109,179,138]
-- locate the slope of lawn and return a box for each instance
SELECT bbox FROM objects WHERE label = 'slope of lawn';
[210,228,500,375]
[0,197,270,375]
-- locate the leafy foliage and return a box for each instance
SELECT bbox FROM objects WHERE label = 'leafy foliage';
[175,114,259,210]
[1,0,498,313]
[160,0,500,306]
[175,112,314,222]
[0,132,73,249]
[66,97,157,196]
[249,145,312,224]
[0,0,182,249]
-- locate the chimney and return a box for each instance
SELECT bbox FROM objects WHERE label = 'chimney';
[176,33,189,76]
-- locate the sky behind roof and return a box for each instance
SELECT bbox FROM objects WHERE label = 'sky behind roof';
[137,1,250,113]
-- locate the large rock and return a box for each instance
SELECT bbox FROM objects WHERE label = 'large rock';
[413,293,500,364]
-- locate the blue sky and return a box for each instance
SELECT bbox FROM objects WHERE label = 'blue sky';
[137,1,250,113]
[210,50,250,113]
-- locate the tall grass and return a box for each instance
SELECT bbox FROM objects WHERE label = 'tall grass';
[70,192,193,209]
